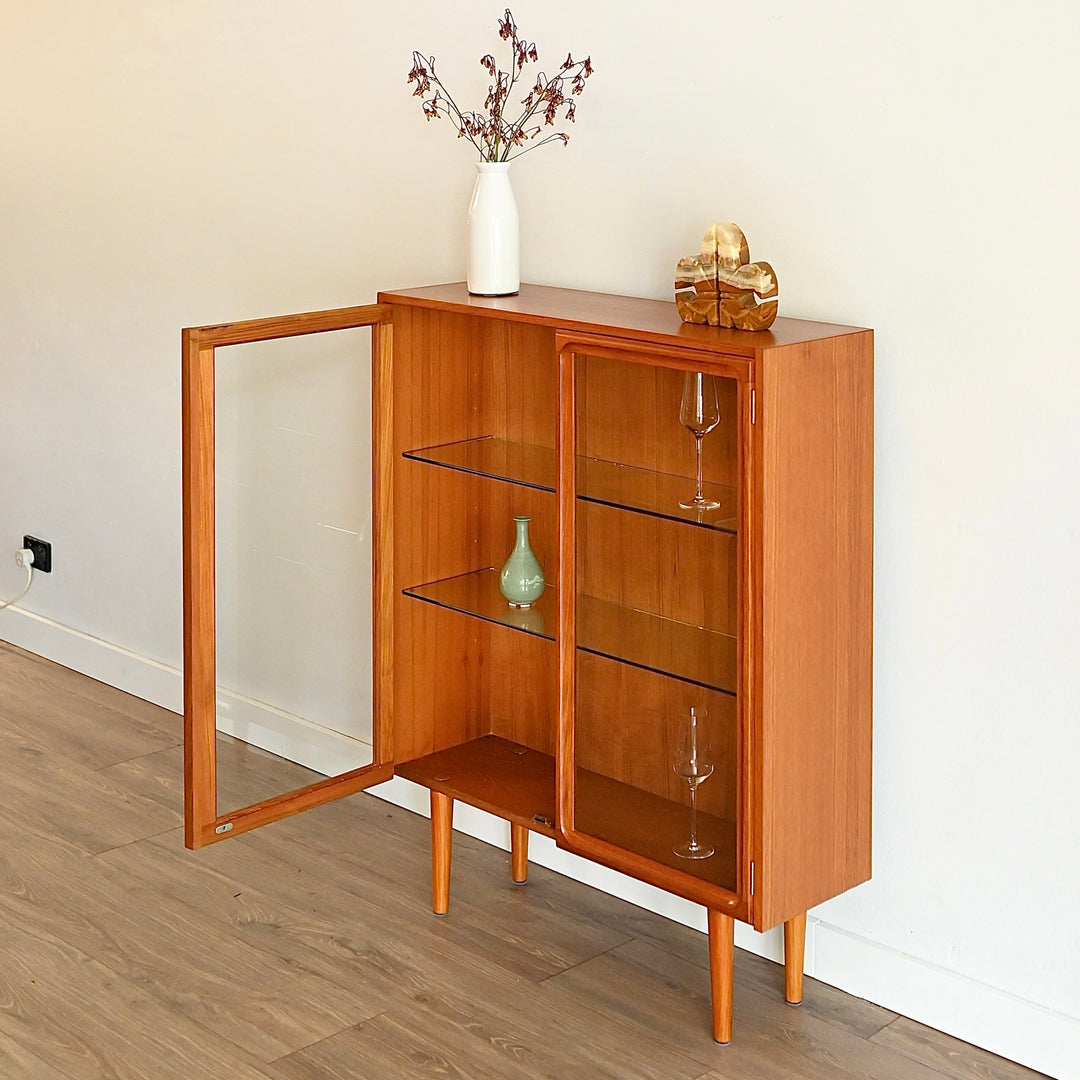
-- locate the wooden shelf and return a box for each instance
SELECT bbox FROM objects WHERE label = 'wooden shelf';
[396,735,556,837]
[576,769,738,893]
[403,569,736,693]
[396,734,737,892]
[403,436,736,533]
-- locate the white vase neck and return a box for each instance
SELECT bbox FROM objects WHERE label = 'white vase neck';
[476,160,511,173]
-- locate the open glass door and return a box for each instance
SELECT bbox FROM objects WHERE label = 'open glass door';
[555,331,751,919]
[181,304,395,848]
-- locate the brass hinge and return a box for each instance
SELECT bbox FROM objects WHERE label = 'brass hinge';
[750,389,756,425]
[750,860,755,894]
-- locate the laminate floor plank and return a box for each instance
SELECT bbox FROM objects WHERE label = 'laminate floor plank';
[268,958,712,1080]
[0,915,276,1080]
[0,1028,74,1080]
[0,662,179,770]
[0,642,181,741]
[97,739,328,820]
[0,727,181,852]
[0,819,384,1062]
[111,819,631,990]
[870,1017,1049,1080]
[140,832,698,1080]
[541,936,959,1080]
[0,647,1039,1080]
[265,820,635,979]
[267,1013,499,1080]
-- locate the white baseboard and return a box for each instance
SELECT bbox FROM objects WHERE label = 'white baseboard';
[0,606,372,777]
[2,607,184,714]
[3,609,1076,1078]
[811,922,1079,1079]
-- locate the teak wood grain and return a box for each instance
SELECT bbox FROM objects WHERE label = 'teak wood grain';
[785,912,807,1004]
[754,331,874,928]
[708,910,735,1044]
[379,282,867,356]
[181,283,874,1043]
[181,331,217,847]
[181,305,393,849]
[511,822,529,882]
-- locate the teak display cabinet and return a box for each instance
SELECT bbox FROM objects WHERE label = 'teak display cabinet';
[182,283,873,1043]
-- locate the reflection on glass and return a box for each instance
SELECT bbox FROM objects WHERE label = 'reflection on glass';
[672,706,715,859]
[678,372,723,511]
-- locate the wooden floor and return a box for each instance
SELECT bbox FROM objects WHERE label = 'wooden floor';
[0,641,1044,1080]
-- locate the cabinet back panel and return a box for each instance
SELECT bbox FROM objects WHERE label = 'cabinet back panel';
[578,503,737,636]
[392,468,557,763]
[480,320,558,447]
[487,630,558,757]
[392,306,556,454]
[391,306,558,766]
[575,653,737,821]
[392,600,490,762]
[577,356,739,488]
[392,307,487,451]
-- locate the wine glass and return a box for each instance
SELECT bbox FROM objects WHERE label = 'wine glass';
[672,706,715,859]
[678,372,722,511]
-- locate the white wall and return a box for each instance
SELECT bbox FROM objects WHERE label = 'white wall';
[2,3,1078,1075]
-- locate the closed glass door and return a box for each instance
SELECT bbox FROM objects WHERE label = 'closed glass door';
[556,335,748,910]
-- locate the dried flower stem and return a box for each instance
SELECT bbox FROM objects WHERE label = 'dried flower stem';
[407,9,593,162]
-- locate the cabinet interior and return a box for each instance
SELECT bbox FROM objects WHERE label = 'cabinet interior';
[392,307,742,891]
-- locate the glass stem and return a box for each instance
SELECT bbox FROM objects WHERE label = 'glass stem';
[689,782,699,850]
[695,434,705,502]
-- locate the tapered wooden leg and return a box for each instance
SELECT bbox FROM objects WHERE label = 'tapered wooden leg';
[707,909,734,1044]
[431,791,453,916]
[784,912,806,1005]
[511,822,529,884]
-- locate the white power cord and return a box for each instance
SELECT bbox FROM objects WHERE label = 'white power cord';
[0,548,35,611]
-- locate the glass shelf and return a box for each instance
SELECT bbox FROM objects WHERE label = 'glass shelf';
[404,568,556,639]
[404,437,555,493]
[578,597,736,696]
[403,437,737,533]
[403,569,736,694]
[576,768,737,892]
[579,458,736,534]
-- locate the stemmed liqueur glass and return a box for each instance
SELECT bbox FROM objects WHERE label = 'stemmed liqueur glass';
[673,706,715,859]
[678,372,722,511]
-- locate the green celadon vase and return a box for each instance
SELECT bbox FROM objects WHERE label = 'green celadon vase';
[499,515,545,608]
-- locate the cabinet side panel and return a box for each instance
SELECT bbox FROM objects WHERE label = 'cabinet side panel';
[757,331,873,929]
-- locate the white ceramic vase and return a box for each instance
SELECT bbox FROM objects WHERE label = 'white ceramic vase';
[466,161,519,296]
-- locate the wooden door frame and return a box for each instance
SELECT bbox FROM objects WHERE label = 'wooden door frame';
[552,330,752,919]
[181,303,395,849]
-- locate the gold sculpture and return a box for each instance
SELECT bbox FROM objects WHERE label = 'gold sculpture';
[675,223,778,330]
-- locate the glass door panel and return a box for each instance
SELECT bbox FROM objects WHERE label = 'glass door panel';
[568,348,743,896]
[214,329,375,816]
[575,656,738,891]
[182,305,394,849]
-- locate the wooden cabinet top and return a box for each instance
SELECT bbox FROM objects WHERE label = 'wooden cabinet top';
[377,282,870,358]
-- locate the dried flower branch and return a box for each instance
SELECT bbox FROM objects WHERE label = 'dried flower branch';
[407,9,593,162]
